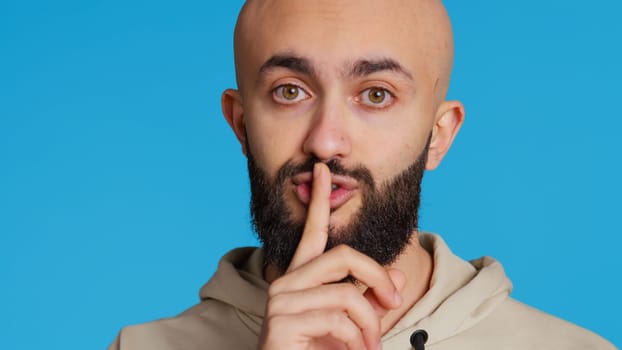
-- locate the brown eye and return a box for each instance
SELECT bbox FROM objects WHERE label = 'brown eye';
[358,87,394,108]
[282,85,300,100]
[272,84,310,104]
[368,87,386,104]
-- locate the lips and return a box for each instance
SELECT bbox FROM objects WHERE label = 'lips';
[291,172,358,209]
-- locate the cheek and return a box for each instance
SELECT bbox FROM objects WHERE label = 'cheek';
[365,139,421,183]
[244,105,311,178]
[353,118,432,183]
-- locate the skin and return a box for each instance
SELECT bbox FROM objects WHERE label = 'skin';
[222,0,465,348]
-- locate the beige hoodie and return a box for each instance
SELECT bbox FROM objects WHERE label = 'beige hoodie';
[109,234,616,349]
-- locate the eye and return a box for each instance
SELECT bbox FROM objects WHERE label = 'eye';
[358,87,395,108]
[272,84,310,104]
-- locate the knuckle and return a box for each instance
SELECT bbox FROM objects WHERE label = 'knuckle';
[342,326,362,347]
[361,313,381,334]
[335,283,358,299]
[267,278,285,298]
[327,314,362,346]
[325,310,346,327]
[264,314,287,334]
[265,293,284,314]
[335,285,379,328]
[333,244,354,259]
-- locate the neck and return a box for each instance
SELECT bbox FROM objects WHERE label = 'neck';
[380,232,433,333]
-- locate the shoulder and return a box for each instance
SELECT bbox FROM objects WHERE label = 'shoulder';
[108,300,260,350]
[108,247,266,350]
[479,298,616,349]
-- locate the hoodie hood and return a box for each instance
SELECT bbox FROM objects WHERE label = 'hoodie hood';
[382,234,512,347]
[199,233,513,345]
[198,247,268,335]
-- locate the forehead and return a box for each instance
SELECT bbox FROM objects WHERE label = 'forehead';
[238,0,438,82]
[254,0,414,36]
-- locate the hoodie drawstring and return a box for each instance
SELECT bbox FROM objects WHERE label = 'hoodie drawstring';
[409,329,428,350]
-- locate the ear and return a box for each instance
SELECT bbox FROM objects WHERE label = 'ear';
[426,100,465,170]
[221,89,247,155]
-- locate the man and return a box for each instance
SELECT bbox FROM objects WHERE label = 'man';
[110,0,615,349]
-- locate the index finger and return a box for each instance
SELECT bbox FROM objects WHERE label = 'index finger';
[287,162,331,272]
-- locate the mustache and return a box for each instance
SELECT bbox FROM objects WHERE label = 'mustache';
[275,157,375,189]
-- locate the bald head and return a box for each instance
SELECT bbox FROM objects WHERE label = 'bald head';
[233,0,455,104]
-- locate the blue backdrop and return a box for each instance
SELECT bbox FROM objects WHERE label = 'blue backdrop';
[1,1,620,348]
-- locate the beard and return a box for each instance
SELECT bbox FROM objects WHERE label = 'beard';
[247,138,429,274]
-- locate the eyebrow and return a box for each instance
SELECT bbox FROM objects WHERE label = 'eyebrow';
[348,58,414,81]
[257,54,413,82]
[258,54,315,77]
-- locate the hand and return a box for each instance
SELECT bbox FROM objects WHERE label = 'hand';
[258,163,405,350]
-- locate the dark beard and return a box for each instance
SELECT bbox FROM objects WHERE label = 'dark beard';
[247,138,429,274]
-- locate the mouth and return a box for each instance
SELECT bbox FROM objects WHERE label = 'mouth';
[291,172,358,210]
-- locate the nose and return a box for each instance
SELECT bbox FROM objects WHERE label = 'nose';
[302,101,352,161]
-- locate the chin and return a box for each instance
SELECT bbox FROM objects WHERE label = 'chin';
[329,198,362,227]
[327,214,352,232]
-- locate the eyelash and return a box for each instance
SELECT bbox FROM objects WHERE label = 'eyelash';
[270,83,396,109]
[271,84,311,105]
[356,87,396,109]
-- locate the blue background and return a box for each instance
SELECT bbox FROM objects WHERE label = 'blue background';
[1,0,620,348]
